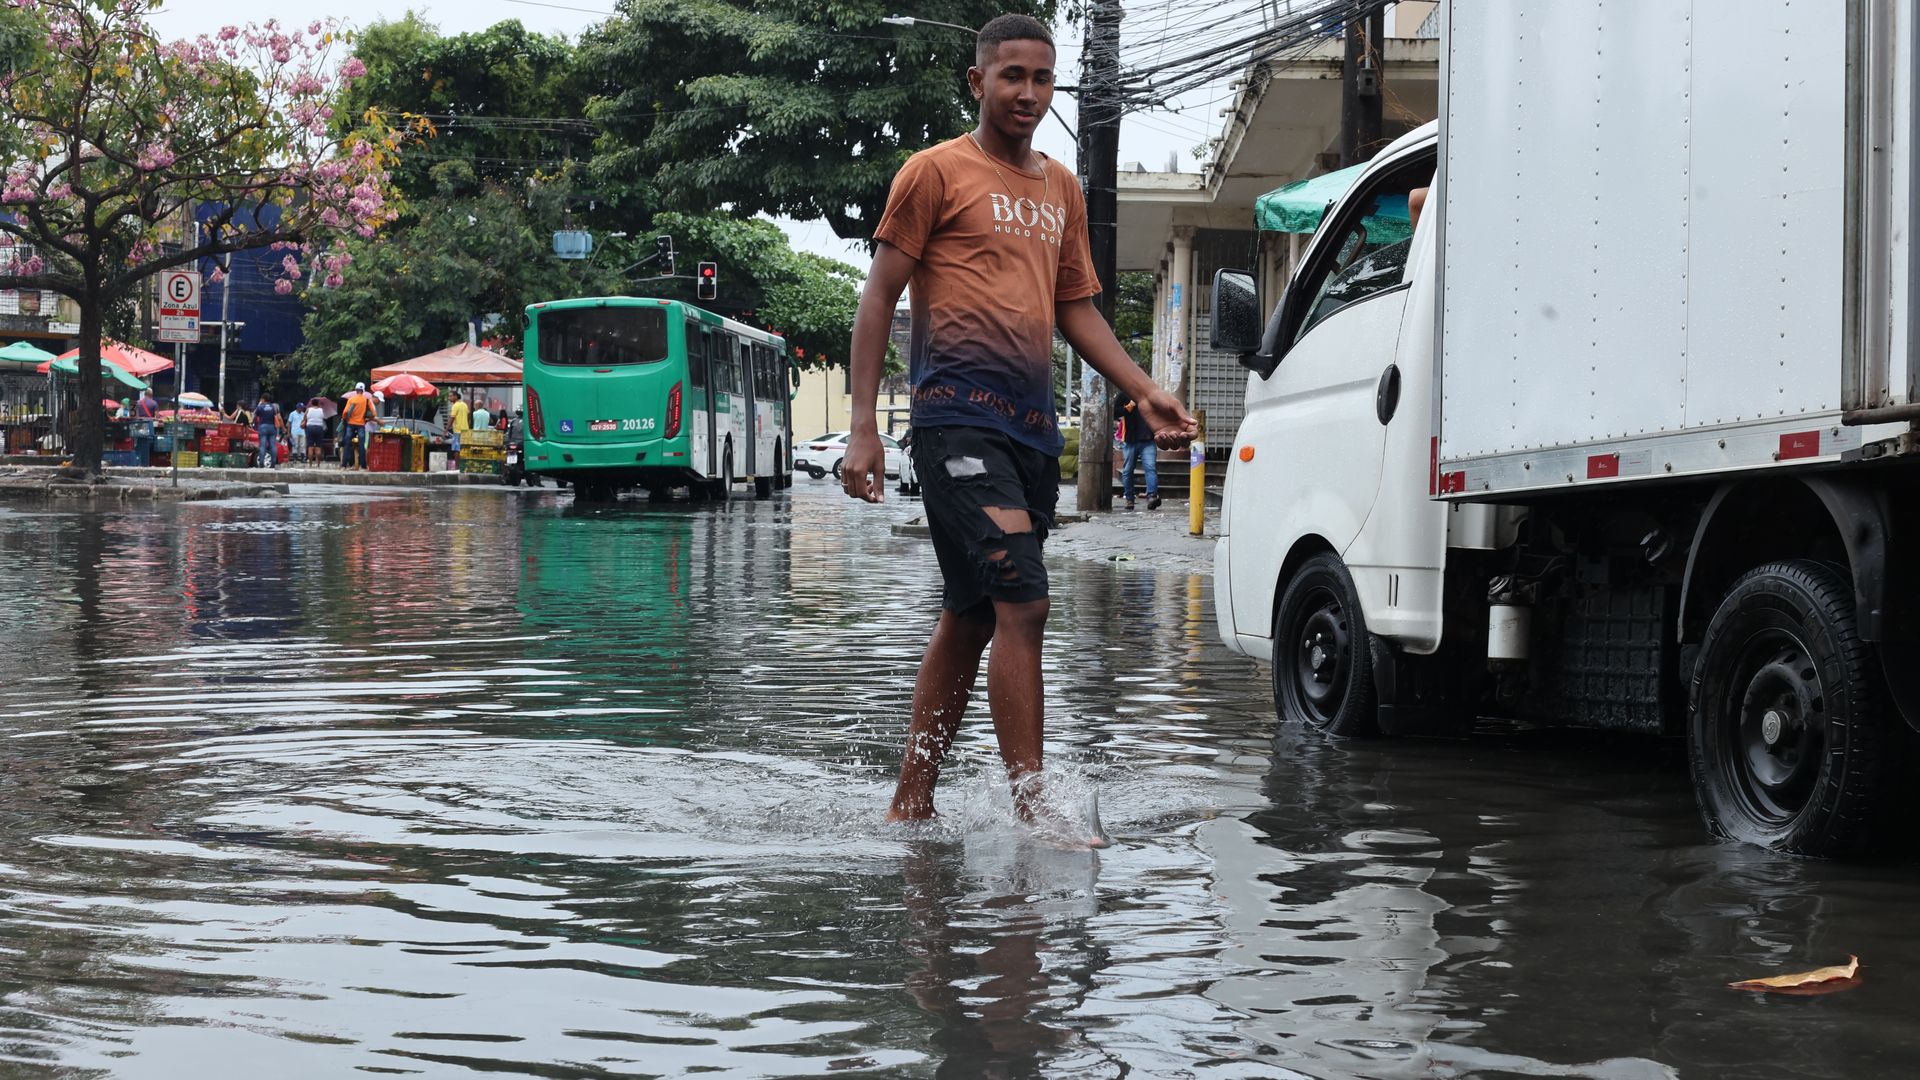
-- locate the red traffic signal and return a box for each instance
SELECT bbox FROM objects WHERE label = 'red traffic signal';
[697,261,717,301]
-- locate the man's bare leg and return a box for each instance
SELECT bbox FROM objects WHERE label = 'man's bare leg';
[886,606,995,821]
[986,596,1106,848]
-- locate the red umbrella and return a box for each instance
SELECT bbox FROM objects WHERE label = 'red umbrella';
[102,398,122,410]
[46,340,176,377]
[372,373,437,397]
[308,395,339,419]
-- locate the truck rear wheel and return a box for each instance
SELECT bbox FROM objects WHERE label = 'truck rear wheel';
[1274,553,1378,737]
[1689,560,1900,856]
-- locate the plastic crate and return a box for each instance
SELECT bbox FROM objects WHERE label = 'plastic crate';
[367,433,406,473]
[201,434,231,453]
[173,451,198,468]
[102,450,143,467]
[409,439,427,473]
[464,429,505,449]
[463,448,505,462]
[218,423,248,440]
[460,457,502,475]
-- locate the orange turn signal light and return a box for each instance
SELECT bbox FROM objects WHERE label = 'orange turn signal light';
[1238,446,1255,462]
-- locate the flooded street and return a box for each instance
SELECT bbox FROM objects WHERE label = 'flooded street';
[1,483,1916,1078]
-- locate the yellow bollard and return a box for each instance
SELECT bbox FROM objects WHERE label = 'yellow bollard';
[1188,409,1206,537]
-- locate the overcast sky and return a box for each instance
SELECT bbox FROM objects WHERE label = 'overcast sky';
[149,0,1233,275]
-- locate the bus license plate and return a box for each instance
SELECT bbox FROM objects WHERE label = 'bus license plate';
[589,420,618,432]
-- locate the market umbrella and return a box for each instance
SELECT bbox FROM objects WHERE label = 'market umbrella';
[177,391,215,410]
[308,395,338,419]
[372,373,437,397]
[0,341,57,370]
[46,340,174,377]
[102,398,122,410]
[49,356,149,391]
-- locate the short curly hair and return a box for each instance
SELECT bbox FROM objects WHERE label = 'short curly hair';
[976,14,1054,66]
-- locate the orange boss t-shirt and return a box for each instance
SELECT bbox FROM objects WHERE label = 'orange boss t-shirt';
[873,135,1099,455]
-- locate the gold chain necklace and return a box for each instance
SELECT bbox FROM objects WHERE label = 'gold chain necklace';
[968,130,1050,212]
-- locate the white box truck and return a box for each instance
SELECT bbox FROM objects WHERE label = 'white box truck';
[1209,0,1920,855]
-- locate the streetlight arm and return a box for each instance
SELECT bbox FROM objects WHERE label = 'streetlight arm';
[882,15,977,35]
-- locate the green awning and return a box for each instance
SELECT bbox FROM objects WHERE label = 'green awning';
[49,356,149,391]
[0,340,56,370]
[1255,163,1411,244]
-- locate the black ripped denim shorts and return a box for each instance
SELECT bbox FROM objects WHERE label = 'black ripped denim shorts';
[911,424,1060,612]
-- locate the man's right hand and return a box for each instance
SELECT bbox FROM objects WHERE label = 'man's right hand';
[841,430,888,504]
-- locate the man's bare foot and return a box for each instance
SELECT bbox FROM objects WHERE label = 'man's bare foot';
[885,806,935,824]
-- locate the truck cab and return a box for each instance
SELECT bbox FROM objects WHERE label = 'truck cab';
[1209,3,1920,858]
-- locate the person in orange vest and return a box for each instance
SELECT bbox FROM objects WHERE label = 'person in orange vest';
[340,383,377,469]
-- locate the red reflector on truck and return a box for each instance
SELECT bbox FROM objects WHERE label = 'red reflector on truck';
[1779,431,1821,460]
[1429,437,1438,495]
[1586,453,1620,479]
[1437,470,1466,495]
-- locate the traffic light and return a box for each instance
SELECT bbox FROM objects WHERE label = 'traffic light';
[655,235,674,277]
[697,261,717,301]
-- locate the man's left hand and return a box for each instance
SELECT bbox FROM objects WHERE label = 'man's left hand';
[1137,389,1199,449]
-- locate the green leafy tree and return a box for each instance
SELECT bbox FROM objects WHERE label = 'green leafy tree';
[296,164,622,392]
[585,0,1054,241]
[1114,270,1155,368]
[338,15,602,205]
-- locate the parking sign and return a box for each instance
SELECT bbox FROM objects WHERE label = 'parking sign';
[157,269,201,343]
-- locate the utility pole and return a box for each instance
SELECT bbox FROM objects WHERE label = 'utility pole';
[1075,0,1121,512]
[1339,7,1385,167]
[216,251,231,410]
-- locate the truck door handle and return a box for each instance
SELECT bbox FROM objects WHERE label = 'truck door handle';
[1376,364,1401,425]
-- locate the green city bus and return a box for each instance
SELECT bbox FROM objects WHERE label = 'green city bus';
[523,296,795,501]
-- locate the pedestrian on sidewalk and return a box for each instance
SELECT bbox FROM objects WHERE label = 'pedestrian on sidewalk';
[340,383,375,469]
[304,399,327,465]
[840,13,1196,845]
[1112,390,1161,510]
[448,394,470,469]
[288,400,307,461]
[253,394,281,468]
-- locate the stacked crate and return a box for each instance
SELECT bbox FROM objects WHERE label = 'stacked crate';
[461,427,506,474]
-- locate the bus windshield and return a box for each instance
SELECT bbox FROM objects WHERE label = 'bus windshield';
[537,307,670,366]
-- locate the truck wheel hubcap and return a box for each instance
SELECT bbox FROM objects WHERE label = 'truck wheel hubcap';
[1291,589,1350,720]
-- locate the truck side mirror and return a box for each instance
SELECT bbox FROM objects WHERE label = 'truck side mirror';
[1209,269,1277,377]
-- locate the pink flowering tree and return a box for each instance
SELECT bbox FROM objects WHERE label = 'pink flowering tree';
[0,0,406,474]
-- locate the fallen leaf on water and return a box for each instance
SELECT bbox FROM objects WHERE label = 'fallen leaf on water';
[1728,955,1861,995]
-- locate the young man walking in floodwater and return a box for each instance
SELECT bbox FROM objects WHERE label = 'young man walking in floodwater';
[842,13,1197,844]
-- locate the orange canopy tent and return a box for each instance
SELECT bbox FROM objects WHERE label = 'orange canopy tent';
[41,340,175,377]
[369,342,521,384]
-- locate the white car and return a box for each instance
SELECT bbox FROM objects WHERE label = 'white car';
[792,431,903,480]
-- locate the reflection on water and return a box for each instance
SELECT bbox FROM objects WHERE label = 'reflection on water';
[0,487,1916,1078]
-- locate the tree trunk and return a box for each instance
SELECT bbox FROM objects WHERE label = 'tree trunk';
[71,297,105,477]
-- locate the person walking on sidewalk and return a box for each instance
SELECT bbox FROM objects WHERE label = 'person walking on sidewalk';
[1112,390,1162,510]
[840,13,1196,844]
[253,394,281,469]
[288,400,308,461]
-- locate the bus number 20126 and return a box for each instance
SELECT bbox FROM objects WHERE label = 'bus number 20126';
[620,418,657,432]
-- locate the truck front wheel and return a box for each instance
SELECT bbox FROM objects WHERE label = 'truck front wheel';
[1689,560,1901,856]
[1273,553,1378,737]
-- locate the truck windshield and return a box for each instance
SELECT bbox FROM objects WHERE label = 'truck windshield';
[537,307,670,366]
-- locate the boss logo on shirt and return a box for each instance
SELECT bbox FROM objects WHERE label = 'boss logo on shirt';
[987,195,1064,245]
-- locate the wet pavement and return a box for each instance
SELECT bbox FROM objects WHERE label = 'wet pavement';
[0,481,1916,1078]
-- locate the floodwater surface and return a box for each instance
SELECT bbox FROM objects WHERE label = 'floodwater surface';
[0,485,1915,1078]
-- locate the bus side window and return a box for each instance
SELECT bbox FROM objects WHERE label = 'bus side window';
[695,319,718,386]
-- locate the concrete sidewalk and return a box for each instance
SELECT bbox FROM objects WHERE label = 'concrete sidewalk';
[1048,486,1218,576]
